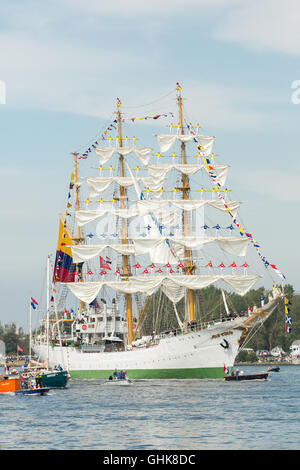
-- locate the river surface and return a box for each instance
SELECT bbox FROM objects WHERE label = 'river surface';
[0,365,299,450]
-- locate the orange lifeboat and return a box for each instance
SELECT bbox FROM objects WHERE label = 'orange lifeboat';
[0,375,20,393]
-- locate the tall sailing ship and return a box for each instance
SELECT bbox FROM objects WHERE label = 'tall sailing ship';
[33,84,285,379]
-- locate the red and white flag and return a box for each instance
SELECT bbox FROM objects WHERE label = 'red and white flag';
[100,256,111,270]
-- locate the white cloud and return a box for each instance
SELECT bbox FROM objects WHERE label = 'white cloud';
[63,0,237,16]
[176,81,281,132]
[231,168,300,202]
[0,30,280,131]
[214,0,300,56]
[0,0,287,132]
[0,32,151,115]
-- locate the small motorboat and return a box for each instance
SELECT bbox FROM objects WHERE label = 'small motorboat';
[105,370,133,384]
[268,366,280,372]
[15,387,49,396]
[105,377,133,385]
[225,372,269,381]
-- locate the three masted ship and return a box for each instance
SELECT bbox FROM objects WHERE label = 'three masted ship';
[33,85,283,378]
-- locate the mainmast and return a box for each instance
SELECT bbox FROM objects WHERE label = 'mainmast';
[71,152,82,243]
[116,99,133,345]
[176,84,195,322]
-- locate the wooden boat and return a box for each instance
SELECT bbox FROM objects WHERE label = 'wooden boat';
[0,375,20,393]
[15,387,49,396]
[225,372,269,381]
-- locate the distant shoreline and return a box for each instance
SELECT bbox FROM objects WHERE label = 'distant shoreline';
[1,360,299,368]
[0,360,26,367]
[236,361,299,366]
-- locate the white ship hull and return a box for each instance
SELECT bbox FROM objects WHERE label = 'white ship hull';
[33,319,243,379]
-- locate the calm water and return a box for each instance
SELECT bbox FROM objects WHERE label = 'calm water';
[0,365,299,450]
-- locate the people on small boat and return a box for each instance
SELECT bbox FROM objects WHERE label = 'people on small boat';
[110,369,128,380]
[230,368,244,377]
[30,378,37,389]
[267,366,280,372]
[35,374,42,389]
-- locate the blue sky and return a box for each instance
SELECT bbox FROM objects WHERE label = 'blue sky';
[0,0,300,330]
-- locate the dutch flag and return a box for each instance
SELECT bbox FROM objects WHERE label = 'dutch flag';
[30,297,38,309]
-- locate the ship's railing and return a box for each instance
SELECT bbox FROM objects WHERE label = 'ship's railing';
[158,315,239,340]
[130,314,242,350]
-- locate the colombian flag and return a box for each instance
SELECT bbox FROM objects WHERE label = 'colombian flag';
[53,216,83,283]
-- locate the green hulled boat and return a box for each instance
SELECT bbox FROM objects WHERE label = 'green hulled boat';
[40,370,69,388]
[23,362,69,389]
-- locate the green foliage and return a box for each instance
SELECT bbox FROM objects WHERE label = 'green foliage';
[0,322,29,355]
[141,284,299,353]
[243,284,298,352]
[236,350,257,363]
[0,284,299,356]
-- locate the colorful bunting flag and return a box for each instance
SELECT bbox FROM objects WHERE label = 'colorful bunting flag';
[100,256,111,271]
[185,119,286,282]
[284,296,292,333]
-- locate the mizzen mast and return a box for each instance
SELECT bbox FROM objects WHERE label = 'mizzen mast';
[116,98,134,345]
[176,84,195,322]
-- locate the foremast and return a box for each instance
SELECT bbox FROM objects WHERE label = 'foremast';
[176,84,195,322]
[71,151,85,312]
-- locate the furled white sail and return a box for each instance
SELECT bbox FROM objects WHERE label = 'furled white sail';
[86,176,146,197]
[95,146,152,165]
[125,161,179,265]
[137,199,241,217]
[156,134,214,156]
[65,274,260,304]
[75,199,242,227]
[71,244,135,263]
[86,175,167,198]
[146,163,229,186]
[70,236,248,264]
[75,207,138,227]
[171,236,248,257]
[156,134,178,153]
